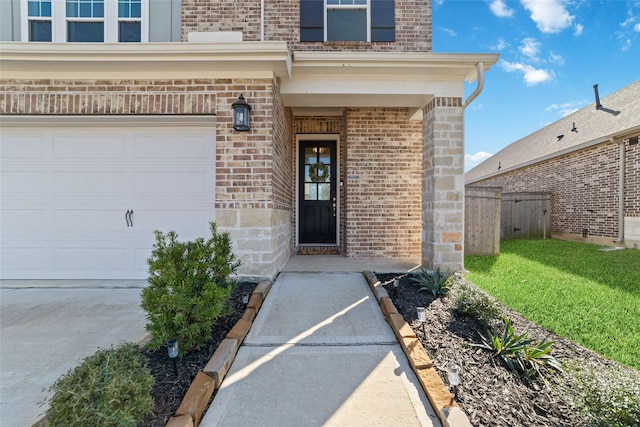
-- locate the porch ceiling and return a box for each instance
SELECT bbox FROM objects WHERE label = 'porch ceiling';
[283,52,499,118]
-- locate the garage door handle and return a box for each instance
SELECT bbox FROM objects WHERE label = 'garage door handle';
[125,210,132,227]
[129,210,134,227]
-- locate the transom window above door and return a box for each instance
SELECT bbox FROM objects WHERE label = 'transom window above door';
[22,0,148,42]
[300,0,395,43]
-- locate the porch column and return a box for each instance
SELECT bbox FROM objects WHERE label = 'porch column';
[422,97,465,271]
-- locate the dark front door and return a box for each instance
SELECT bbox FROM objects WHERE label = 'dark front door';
[299,141,337,244]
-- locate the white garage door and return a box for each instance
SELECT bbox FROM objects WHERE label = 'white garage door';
[0,118,216,280]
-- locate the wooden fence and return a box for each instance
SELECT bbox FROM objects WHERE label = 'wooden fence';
[501,192,552,240]
[465,186,501,255]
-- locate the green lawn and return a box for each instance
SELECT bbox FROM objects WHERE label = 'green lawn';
[465,239,640,370]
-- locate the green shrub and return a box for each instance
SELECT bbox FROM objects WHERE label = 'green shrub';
[141,222,241,353]
[568,362,640,426]
[471,317,563,380]
[451,280,503,328]
[411,267,452,296]
[46,343,153,427]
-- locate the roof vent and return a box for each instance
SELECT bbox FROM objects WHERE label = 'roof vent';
[593,84,602,109]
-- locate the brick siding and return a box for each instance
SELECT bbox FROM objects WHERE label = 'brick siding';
[181,0,432,52]
[470,141,640,239]
[345,108,423,258]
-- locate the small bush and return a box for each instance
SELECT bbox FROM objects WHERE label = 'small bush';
[451,281,503,328]
[141,222,241,353]
[411,267,452,296]
[568,362,640,426]
[46,343,153,427]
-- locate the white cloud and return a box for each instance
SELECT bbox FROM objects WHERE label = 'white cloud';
[574,23,584,36]
[520,0,574,33]
[465,151,493,171]
[490,37,510,50]
[549,51,565,65]
[519,37,542,61]
[635,23,640,32]
[545,99,589,117]
[442,27,458,37]
[489,0,514,18]
[500,60,554,85]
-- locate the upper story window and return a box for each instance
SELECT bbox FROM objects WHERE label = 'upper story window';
[22,0,148,42]
[300,0,394,43]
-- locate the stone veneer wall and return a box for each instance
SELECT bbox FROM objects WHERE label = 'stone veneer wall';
[470,138,640,246]
[181,0,432,52]
[422,97,464,271]
[345,108,423,258]
[0,78,293,279]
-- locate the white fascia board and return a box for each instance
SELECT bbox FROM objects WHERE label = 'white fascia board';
[0,42,291,79]
[291,52,499,82]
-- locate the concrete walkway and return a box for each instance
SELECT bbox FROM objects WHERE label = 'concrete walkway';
[200,271,441,427]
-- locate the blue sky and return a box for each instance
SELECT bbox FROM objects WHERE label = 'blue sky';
[432,0,640,171]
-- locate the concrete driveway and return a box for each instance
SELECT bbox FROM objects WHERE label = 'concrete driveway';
[0,282,148,427]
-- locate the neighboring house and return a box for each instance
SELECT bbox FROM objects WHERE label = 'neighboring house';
[0,0,497,280]
[466,80,640,249]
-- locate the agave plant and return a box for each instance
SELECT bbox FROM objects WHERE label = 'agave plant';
[411,267,452,296]
[471,317,563,379]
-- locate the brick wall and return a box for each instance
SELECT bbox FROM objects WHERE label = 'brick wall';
[182,0,432,52]
[470,142,625,239]
[345,108,423,258]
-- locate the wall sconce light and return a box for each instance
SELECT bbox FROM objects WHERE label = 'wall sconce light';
[232,94,252,131]
[167,338,179,376]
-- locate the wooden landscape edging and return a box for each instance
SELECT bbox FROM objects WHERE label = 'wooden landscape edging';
[362,271,473,427]
[165,280,272,427]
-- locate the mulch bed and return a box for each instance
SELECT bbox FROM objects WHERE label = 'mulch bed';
[138,273,624,427]
[140,281,257,427]
[376,272,619,427]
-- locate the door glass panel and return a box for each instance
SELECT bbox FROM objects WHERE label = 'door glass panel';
[303,144,332,201]
[318,184,331,200]
[304,148,317,164]
[305,183,317,201]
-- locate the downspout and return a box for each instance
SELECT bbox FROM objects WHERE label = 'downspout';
[261,0,264,41]
[614,137,626,243]
[462,62,485,111]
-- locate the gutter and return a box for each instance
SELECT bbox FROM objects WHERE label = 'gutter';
[462,61,485,111]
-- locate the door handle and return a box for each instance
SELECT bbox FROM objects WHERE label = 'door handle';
[125,209,134,227]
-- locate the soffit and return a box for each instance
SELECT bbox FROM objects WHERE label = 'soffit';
[283,51,498,113]
[0,42,498,115]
